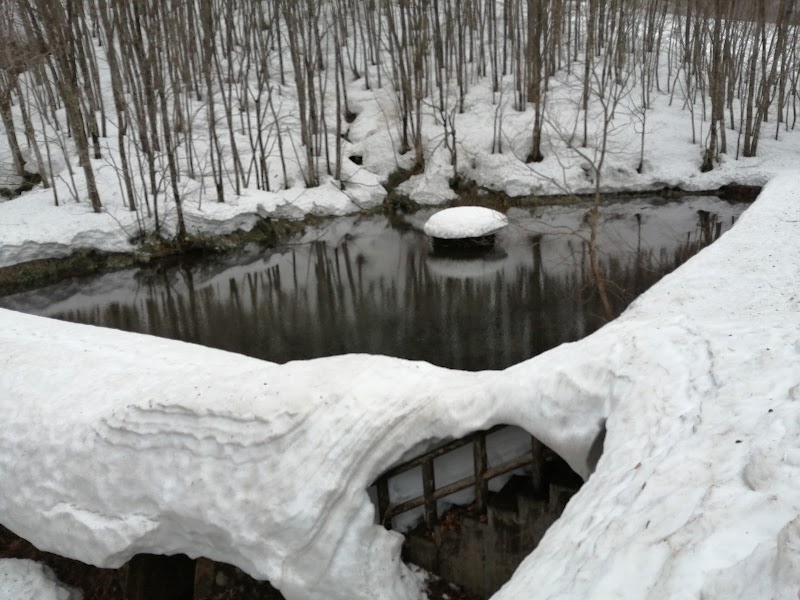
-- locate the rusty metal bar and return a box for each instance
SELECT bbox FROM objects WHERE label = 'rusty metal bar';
[379,425,505,480]
[375,426,554,529]
[384,493,425,518]
[473,433,488,514]
[386,473,475,518]
[531,436,545,495]
[383,451,537,521]
[376,478,391,527]
[483,453,534,481]
[421,459,437,528]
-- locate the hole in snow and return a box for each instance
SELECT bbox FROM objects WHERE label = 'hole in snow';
[126,553,195,600]
[125,555,285,600]
[128,556,285,600]
[369,425,583,599]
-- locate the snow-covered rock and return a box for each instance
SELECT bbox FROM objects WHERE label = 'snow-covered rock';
[423,206,509,239]
[0,559,81,600]
[0,175,799,600]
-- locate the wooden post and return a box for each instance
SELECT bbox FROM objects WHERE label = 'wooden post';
[473,432,489,514]
[531,437,545,495]
[422,459,437,529]
[376,478,391,529]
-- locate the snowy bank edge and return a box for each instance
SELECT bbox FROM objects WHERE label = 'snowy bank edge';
[495,174,800,599]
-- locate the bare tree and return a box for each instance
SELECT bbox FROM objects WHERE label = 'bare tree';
[18,0,103,212]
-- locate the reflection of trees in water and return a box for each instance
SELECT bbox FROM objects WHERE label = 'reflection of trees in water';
[56,210,731,371]
[601,210,727,318]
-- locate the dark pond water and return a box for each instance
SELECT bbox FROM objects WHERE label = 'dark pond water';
[0,197,748,370]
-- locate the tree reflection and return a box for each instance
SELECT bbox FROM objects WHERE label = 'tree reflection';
[14,204,744,371]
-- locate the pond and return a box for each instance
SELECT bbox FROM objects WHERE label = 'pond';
[0,196,749,371]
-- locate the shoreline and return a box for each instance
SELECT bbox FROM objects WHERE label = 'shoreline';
[0,183,761,297]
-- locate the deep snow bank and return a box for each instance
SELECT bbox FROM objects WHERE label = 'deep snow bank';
[0,312,608,600]
[0,176,798,599]
[495,175,800,599]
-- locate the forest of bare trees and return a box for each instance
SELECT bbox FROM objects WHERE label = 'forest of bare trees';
[0,0,798,239]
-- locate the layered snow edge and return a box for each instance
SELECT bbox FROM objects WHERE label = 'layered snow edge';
[0,176,799,600]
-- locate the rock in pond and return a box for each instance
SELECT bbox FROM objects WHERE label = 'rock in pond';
[423,206,508,251]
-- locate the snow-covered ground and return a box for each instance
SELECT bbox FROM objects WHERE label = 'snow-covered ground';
[0,11,796,269]
[0,559,81,600]
[0,165,387,268]
[1,173,798,600]
[492,176,800,599]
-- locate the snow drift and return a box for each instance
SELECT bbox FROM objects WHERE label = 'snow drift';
[1,175,799,599]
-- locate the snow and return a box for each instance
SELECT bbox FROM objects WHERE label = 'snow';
[493,175,800,600]
[1,8,800,594]
[0,170,386,268]
[423,206,509,239]
[0,559,81,600]
[1,175,798,599]
[0,311,605,600]
[2,12,799,268]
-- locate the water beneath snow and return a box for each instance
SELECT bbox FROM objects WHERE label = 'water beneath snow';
[0,196,748,370]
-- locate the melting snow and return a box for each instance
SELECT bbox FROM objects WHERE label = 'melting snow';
[0,177,799,600]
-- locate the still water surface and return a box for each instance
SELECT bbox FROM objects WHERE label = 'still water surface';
[1,197,748,370]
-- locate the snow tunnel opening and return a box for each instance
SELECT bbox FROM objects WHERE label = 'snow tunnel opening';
[369,424,586,599]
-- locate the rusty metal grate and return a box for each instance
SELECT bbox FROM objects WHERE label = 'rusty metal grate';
[373,426,546,530]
